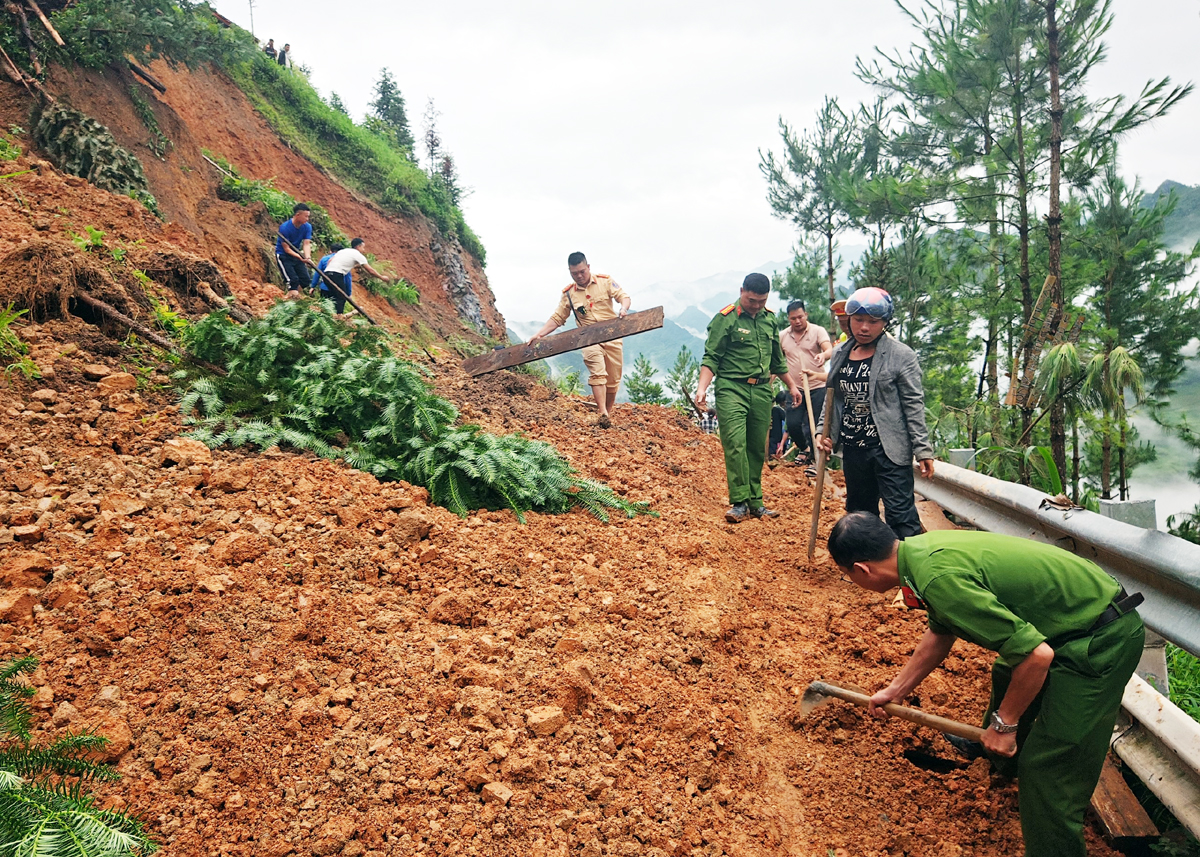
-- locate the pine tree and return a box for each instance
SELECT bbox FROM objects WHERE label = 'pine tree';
[664,346,702,413]
[760,97,861,310]
[366,68,414,153]
[327,92,349,116]
[625,354,668,405]
[772,242,832,331]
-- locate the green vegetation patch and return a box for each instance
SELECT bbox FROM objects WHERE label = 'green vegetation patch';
[176,301,652,521]
[212,154,346,251]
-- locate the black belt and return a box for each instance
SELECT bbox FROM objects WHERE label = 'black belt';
[741,376,769,385]
[1047,591,1143,649]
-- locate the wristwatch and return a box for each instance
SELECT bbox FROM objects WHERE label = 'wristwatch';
[989,711,1019,734]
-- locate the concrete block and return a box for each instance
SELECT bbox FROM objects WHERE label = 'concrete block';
[947,449,979,471]
[1098,499,1157,531]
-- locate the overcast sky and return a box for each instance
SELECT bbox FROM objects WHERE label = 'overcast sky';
[237,0,1200,322]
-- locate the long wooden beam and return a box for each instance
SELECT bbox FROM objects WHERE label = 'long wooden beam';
[462,306,664,377]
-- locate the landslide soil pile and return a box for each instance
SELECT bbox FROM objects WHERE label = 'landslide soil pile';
[0,319,1124,857]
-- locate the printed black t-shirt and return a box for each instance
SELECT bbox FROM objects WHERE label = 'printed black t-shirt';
[837,356,880,447]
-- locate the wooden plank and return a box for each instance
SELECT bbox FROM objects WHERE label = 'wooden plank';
[462,307,664,377]
[1090,755,1159,849]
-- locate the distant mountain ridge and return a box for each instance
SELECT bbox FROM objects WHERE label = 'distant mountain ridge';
[1143,180,1200,251]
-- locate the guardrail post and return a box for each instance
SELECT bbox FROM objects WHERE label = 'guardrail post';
[1098,498,1168,694]
[946,449,978,471]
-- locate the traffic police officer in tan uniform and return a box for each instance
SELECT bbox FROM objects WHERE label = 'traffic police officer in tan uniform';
[531,252,631,428]
[695,273,802,522]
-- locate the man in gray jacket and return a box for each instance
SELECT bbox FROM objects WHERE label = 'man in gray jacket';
[816,287,935,539]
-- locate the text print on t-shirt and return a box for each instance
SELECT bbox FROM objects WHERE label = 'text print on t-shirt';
[838,357,880,447]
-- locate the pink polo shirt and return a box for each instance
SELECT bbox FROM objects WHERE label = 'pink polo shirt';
[779,323,831,378]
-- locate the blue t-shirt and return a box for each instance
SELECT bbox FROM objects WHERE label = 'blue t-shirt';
[312,253,352,294]
[276,218,313,255]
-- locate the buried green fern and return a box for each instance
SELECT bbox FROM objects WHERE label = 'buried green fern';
[0,657,157,857]
[176,300,653,521]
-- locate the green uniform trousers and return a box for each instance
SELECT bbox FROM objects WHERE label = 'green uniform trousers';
[714,377,772,505]
[986,610,1144,857]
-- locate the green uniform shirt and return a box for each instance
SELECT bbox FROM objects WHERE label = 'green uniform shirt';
[702,303,789,379]
[897,531,1120,667]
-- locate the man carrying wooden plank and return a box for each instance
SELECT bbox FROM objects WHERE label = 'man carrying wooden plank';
[529,252,631,428]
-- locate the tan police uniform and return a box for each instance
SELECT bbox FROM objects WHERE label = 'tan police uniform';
[548,274,630,390]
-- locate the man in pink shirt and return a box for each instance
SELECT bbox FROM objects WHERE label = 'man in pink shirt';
[779,300,832,464]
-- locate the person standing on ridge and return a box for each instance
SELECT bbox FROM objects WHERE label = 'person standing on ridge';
[275,203,312,299]
[277,43,291,69]
[779,298,832,465]
[263,39,277,61]
[828,512,1145,857]
[321,238,395,315]
[694,273,802,523]
[816,287,934,540]
[529,252,631,428]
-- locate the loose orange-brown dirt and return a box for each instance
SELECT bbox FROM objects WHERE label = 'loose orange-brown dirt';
[0,62,1124,857]
[0,316,1124,857]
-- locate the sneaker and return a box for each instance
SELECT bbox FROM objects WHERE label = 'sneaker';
[725,503,750,523]
[750,506,780,519]
[597,415,612,429]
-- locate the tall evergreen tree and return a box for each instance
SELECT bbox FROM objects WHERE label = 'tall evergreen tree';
[366,68,414,153]
[771,242,833,330]
[760,97,861,311]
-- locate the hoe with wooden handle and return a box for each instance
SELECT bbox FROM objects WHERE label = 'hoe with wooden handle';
[800,680,985,742]
[806,389,836,562]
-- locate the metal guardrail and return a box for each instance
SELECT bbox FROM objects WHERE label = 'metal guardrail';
[915,461,1200,837]
[1115,674,1200,836]
[914,461,1200,658]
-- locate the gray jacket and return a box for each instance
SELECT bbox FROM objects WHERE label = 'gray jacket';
[816,335,934,466]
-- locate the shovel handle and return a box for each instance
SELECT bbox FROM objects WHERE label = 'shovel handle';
[810,681,986,742]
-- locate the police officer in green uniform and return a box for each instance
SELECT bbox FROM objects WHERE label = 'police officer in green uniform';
[695,273,802,523]
[828,512,1145,857]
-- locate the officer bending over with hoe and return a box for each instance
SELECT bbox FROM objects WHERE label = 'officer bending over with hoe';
[828,511,1145,857]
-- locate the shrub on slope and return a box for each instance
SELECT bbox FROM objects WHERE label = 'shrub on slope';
[176,301,650,521]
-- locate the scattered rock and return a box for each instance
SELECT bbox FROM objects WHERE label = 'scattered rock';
[159,437,213,468]
[0,589,36,623]
[0,552,54,587]
[96,372,137,394]
[81,364,111,381]
[428,591,478,626]
[526,705,568,737]
[99,491,146,517]
[481,782,514,805]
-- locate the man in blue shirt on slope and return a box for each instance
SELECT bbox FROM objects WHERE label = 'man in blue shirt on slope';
[275,203,313,299]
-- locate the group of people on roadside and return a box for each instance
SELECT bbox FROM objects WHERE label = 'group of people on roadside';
[686,272,1141,857]
[274,202,396,316]
[692,275,933,529]
[261,38,293,69]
